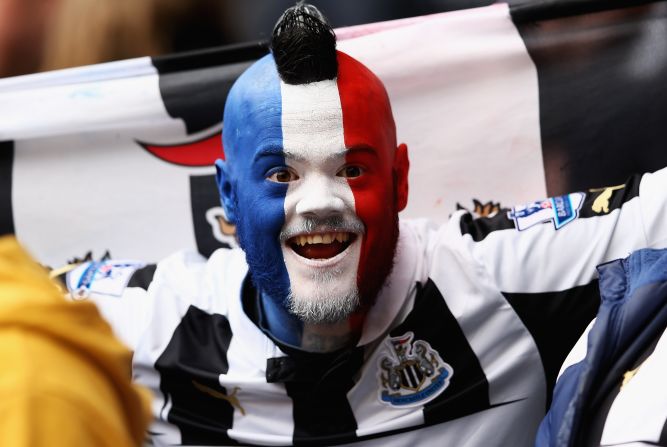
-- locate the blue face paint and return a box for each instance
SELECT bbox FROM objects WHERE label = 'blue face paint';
[217,55,302,344]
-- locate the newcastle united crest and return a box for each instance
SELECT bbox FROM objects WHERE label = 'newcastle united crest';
[378,332,453,407]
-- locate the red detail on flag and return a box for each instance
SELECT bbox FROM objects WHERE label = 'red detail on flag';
[138,131,224,167]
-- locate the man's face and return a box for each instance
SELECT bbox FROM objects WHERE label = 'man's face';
[218,53,408,324]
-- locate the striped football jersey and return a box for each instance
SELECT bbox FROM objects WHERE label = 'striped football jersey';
[65,167,667,446]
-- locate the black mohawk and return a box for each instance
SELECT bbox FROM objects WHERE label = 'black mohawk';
[271,2,337,84]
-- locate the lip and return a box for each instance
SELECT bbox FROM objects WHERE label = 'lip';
[283,232,360,268]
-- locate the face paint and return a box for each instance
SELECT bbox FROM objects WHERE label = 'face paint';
[336,52,401,304]
[219,55,291,306]
[219,51,403,331]
[279,78,364,323]
[279,53,401,321]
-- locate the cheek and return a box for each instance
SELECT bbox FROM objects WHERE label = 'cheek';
[237,182,288,244]
[235,180,292,305]
[349,173,396,233]
[348,173,398,299]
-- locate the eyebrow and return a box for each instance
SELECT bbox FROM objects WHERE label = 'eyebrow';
[346,146,378,158]
[253,146,287,162]
[254,146,377,163]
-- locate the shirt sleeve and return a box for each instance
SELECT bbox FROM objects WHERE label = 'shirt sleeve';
[459,167,667,294]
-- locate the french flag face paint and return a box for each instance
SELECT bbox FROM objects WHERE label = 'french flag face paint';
[218,55,291,305]
[218,52,408,327]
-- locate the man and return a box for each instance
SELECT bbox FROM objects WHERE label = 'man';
[68,4,667,446]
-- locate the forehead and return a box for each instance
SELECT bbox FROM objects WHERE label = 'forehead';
[281,80,344,161]
[223,52,395,164]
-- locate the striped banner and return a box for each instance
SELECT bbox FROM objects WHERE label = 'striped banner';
[0,0,665,266]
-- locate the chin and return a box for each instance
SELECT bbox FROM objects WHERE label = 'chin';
[287,288,360,324]
[282,232,362,324]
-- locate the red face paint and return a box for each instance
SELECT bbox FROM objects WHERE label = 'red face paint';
[336,52,406,305]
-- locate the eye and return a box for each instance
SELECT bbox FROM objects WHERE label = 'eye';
[267,168,299,183]
[337,165,364,178]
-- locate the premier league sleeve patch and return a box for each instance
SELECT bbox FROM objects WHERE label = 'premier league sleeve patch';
[65,260,146,300]
[507,192,585,231]
[377,332,453,408]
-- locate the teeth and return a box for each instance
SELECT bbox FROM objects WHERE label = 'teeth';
[293,232,351,246]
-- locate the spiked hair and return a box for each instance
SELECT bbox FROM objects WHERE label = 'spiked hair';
[271,2,338,84]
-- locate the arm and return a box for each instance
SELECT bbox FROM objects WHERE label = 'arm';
[461,168,667,294]
[455,167,667,390]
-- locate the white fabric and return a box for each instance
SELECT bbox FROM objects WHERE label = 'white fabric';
[70,167,667,446]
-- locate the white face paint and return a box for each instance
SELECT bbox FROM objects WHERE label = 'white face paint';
[278,79,364,324]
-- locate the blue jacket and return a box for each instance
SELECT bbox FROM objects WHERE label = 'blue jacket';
[536,248,667,447]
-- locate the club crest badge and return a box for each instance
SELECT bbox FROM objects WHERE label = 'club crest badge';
[378,332,453,407]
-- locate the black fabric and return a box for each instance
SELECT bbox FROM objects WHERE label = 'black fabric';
[459,209,515,242]
[391,279,492,426]
[503,281,600,409]
[513,2,667,196]
[510,0,661,22]
[578,174,641,218]
[281,349,362,446]
[0,141,14,236]
[459,173,642,242]
[154,305,239,446]
[152,42,269,134]
[127,264,157,290]
[241,273,361,445]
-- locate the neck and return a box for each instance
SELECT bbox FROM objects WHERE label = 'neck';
[259,291,364,353]
[301,321,359,352]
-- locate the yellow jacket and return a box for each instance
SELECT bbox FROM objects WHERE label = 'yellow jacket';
[0,236,151,446]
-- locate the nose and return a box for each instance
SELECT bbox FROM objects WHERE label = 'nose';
[294,177,347,217]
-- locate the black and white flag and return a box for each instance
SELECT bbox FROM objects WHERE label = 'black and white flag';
[1,0,665,266]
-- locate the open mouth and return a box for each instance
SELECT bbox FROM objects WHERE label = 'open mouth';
[288,232,357,260]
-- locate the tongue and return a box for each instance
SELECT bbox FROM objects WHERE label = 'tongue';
[293,240,346,259]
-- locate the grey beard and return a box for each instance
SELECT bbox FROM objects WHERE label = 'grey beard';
[287,268,360,324]
[281,214,365,324]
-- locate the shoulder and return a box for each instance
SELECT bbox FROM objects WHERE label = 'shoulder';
[147,247,248,318]
[150,250,208,291]
[58,248,244,300]
[399,214,483,270]
[151,247,247,294]
[57,249,245,349]
[455,179,646,244]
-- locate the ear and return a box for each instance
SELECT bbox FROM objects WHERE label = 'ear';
[215,159,238,224]
[393,143,409,212]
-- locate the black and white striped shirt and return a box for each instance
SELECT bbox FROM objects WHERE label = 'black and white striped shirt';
[69,168,667,446]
